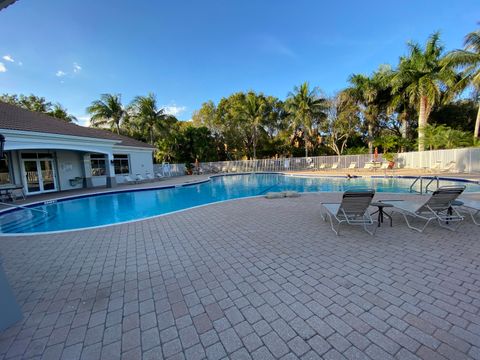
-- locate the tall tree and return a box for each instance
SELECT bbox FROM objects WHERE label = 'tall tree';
[285,82,327,157]
[443,26,480,140]
[391,32,458,151]
[346,74,380,154]
[236,92,267,159]
[86,94,126,134]
[346,66,392,154]
[191,101,219,134]
[129,93,176,145]
[324,91,360,155]
[1,93,76,122]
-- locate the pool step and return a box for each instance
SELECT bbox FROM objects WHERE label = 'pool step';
[0,211,51,233]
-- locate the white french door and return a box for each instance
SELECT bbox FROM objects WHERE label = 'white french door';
[22,158,58,195]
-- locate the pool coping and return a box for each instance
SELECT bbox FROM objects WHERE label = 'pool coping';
[1,172,479,236]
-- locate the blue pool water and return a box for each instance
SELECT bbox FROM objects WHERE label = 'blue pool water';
[1,173,479,234]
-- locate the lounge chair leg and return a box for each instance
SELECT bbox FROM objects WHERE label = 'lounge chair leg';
[402,213,432,233]
[465,208,480,225]
[327,214,341,236]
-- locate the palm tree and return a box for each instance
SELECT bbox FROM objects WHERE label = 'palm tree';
[236,92,267,159]
[285,82,327,157]
[48,103,77,123]
[391,32,458,151]
[86,94,126,134]
[443,26,480,140]
[129,93,176,145]
[346,72,387,154]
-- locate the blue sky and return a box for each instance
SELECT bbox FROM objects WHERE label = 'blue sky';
[0,0,478,125]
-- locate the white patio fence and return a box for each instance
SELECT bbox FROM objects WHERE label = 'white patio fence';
[153,147,480,177]
[396,147,480,173]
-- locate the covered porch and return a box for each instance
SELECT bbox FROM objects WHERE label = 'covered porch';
[1,130,120,197]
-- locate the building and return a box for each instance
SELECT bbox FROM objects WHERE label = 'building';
[0,101,155,196]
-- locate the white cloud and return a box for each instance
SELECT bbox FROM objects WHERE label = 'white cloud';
[2,55,14,62]
[56,70,67,77]
[76,115,90,127]
[163,104,186,117]
[0,63,6,73]
[73,62,82,73]
[18,61,23,66]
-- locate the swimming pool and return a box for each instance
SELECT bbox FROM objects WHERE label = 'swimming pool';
[1,173,479,234]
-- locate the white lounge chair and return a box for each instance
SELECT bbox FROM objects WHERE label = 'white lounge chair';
[457,197,480,225]
[440,161,457,173]
[320,189,376,235]
[429,161,442,173]
[145,173,154,181]
[331,162,340,170]
[135,174,145,182]
[318,163,328,170]
[123,175,135,184]
[348,162,357,171]
[380,185,466,232]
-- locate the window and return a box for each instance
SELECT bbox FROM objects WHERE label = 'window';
[113,154,130,175]
[90,154,106,176]
[0,155,10,185]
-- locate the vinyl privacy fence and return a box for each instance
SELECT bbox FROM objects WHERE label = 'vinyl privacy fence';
[153,147,480,176]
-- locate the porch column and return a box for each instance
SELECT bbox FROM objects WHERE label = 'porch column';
[105,153,117,188]
[82,154,94,188]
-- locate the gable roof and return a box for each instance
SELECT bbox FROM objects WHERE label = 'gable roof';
[0,101,155,149]
[0,0,17,11]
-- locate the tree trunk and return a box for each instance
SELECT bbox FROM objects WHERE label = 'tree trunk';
[367,123,373,154]
[418,96,428,151]
[401,114,408,139]
[304,131,308,158]
[474,102,480,141]
[253,128,257,160]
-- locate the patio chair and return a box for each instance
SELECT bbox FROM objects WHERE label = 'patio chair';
[348,162,357,171]
[429,161,442,173]
[318,163,328,170]
[331,162,340,170]
[135,174,146,182]
[145,173,154,181]
[457,198,480,225]
[123,175,136,184]
[440,161,457,173]
[320,189,376,235]
[380,185,466,233]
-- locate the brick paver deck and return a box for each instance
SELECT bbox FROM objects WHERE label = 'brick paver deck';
[1,192,480,359]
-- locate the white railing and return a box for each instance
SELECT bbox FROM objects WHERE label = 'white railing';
[153,163,186,177]
[396,147,480,173]
[198,154,383,173]
[152,147,480,177]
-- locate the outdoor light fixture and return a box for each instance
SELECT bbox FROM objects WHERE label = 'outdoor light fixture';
[0,134,5,160]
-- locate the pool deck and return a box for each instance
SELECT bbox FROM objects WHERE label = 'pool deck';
[1,173,480,359]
